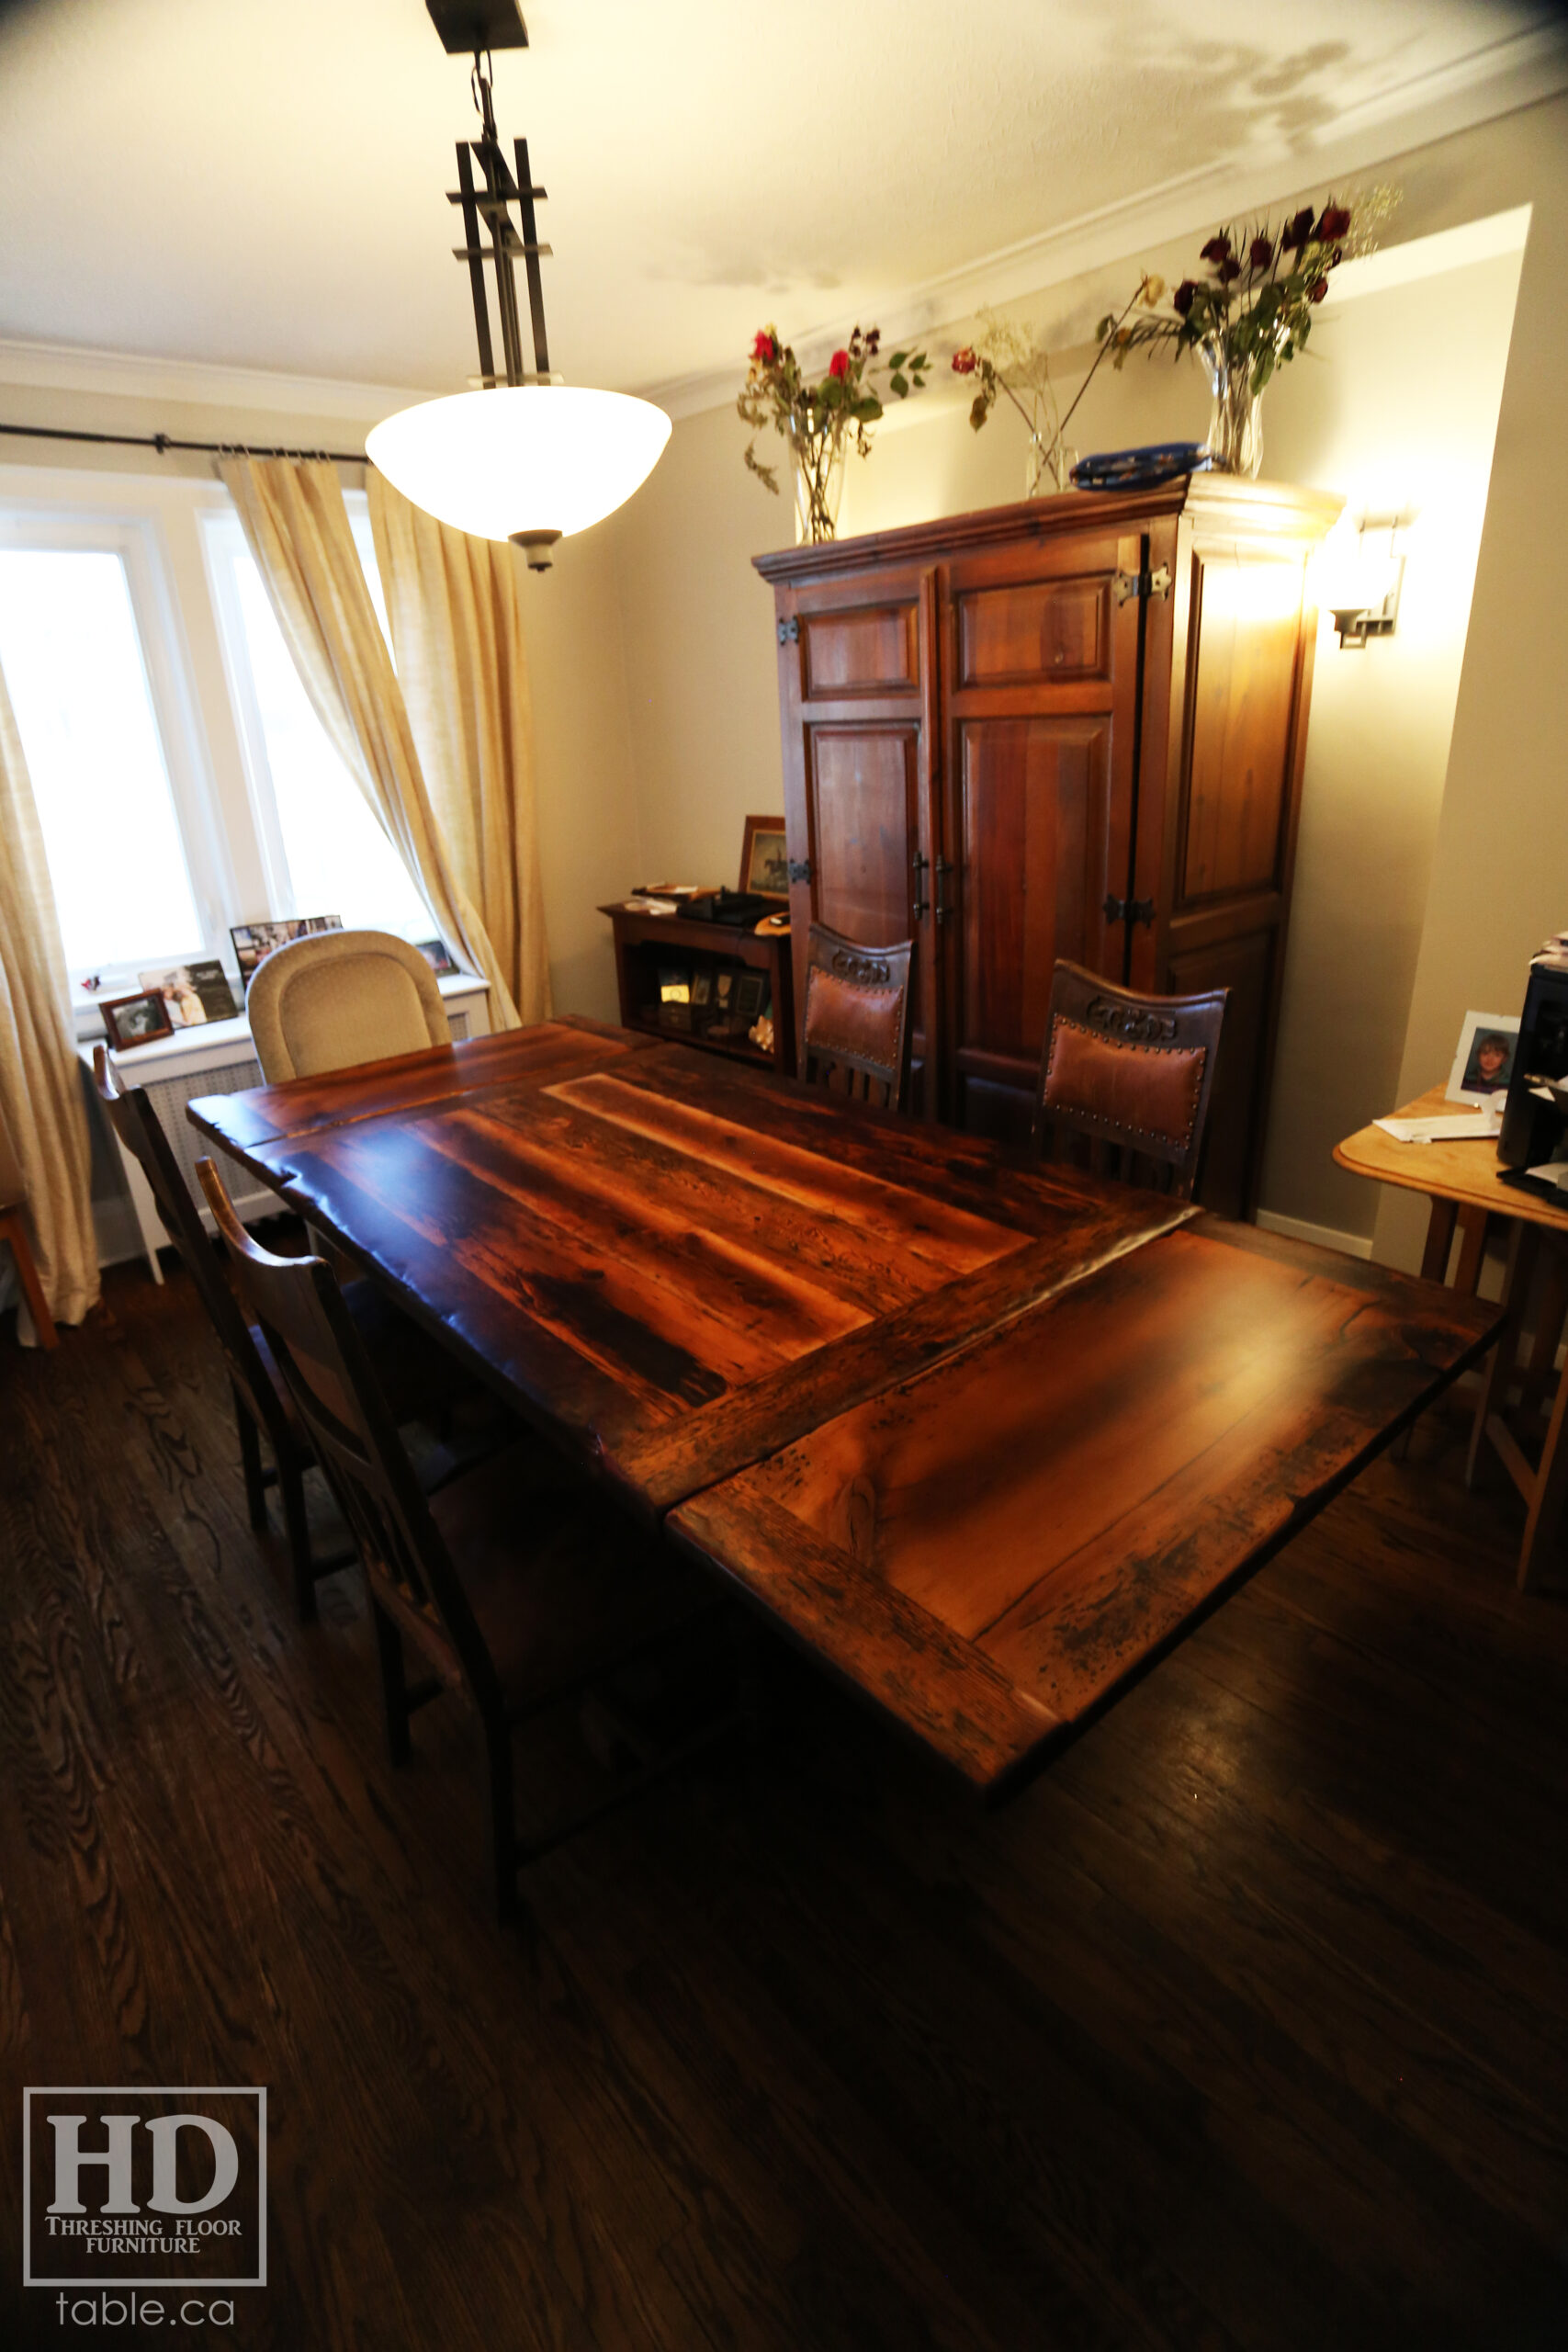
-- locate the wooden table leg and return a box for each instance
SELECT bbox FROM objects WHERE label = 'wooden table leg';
[1,1207,57,1350]
[1467,1219,1540,1488]
[1519,1347,1568,1591]
[1419,1196,1459,1283]
[1453,1205,1491,1295]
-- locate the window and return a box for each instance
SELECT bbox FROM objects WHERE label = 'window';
[0,478,441,1015]
[203,503,433,944]
[0,536,210,977]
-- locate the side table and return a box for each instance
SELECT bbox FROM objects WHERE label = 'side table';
[1337,1085,1568,1589]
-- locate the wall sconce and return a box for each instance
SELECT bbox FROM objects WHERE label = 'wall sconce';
[1323,510,1414,649]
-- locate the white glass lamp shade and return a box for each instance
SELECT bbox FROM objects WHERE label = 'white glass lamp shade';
[367,385,671,547]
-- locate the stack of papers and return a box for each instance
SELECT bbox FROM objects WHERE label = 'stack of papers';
[1374,1108,1502,1143]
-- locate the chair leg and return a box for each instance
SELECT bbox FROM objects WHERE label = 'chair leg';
[2,1209,58,1350]
[483,1720,520,1926]
[372,1604,413,1768]
[277,1449,318,1624]
[234,1386,268,1532]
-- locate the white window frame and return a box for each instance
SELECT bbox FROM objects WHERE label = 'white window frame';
[0,498,239,987]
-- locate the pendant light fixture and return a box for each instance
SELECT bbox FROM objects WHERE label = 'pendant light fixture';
[367,2,671,570]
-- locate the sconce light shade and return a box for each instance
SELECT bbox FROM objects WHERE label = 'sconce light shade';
[367,385,671,557]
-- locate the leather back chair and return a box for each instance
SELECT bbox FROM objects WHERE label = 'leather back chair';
[197,1156,722,1925]
[246,928,449,1082]
[800,923,915,1112]
[0,1095,57,1348]
[1033,960,1228,1201]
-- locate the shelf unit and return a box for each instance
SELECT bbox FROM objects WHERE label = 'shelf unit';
[600,903,795,1077]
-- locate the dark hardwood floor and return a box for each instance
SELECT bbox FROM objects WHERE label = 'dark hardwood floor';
[2,1250,1566,2350]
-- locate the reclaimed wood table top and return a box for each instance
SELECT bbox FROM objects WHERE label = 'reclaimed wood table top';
[189,1018,1502,1793]
[1336,1083,1568,1228]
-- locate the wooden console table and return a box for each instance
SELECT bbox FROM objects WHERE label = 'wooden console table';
[1337,1084,1568,1589]
[601,901,796,1078]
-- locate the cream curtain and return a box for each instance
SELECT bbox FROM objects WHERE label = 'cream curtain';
[219,458,521,1029]
[368,472,551,1025]
[0,656,99,1332]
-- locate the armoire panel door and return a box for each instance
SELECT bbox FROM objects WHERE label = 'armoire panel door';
[798,722,931,1107]
[947,715,1121,1135]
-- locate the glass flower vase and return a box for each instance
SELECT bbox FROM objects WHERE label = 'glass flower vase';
[788,417,848,543]
[1199,338,1264,478]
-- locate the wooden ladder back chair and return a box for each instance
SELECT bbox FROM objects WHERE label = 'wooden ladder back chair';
[801,923,915,1111]
[1033,961,1229,1201]
[197,1157,725,1924]
[92,1046,344,1614]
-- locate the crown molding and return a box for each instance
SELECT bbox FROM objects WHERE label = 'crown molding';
[642,21,1568,423]
[0,338,443,421]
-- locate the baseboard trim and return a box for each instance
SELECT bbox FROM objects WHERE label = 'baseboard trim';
[1254,1209,1374,1261]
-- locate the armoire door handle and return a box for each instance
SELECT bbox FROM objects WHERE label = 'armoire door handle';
[911,851,930,919]
[934,857,955,923]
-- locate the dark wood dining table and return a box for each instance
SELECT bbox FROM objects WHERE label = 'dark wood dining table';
[188,1015,1503,1799]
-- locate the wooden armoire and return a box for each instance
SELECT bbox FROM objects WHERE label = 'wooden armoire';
[755,476,1342,1217]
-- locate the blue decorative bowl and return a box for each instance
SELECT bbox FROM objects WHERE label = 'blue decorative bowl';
[1070,443,1212,491]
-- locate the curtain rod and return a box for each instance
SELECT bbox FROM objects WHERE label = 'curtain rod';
[0,421,367,463]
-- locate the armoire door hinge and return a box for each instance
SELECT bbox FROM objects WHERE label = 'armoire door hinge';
[1112,564,1171,606]
[776,615,801,644]
[787,857,813,885]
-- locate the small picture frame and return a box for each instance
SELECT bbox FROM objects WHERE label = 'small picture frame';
[739,815,789,899]
[1446,1010,1520,1105]
[139,960,238,1027]
[691,971,712,1007]
[100,989,175,1051]
[736,971,766,1022]
[412,937,459,977]
[231,915,344,991]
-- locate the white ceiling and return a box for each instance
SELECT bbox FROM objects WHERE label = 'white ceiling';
[0,0,1562,413]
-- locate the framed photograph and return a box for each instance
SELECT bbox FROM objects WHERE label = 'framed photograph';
[736,971,766,1022]
[231,914,344,990]
[691,970,712,1006]
[739,815,789,898]
[100,989,175,1051]
[412,936,459,977]
[139,960,238,1026]
[1446,1010,1520,1105]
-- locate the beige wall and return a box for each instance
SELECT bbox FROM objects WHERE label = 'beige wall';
[1374,96,1568,1269]
[604,127,1536,1242]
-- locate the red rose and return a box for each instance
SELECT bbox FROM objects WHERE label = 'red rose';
[1218,256,1242,283]
[751,329,778,364]
[1308,277,1328,302]
[1172,279,1197,317]
[1248,234,1274,269]
[829,349,850,379]
[1283,207,1314,252]
[1199,233,1232,265]
[952,346,977,375]
[1316,205,1352,241]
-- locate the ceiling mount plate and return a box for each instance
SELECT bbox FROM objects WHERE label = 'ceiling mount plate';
[424,1,528,54]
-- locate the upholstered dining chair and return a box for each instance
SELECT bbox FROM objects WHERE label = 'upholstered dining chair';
[246,928,450,1082]
[197,1156,724,1926]
[800,922,915,1111]
[94,1048,456,1621]
[1033,960,1228,1201]
[0,1098,57,1349]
